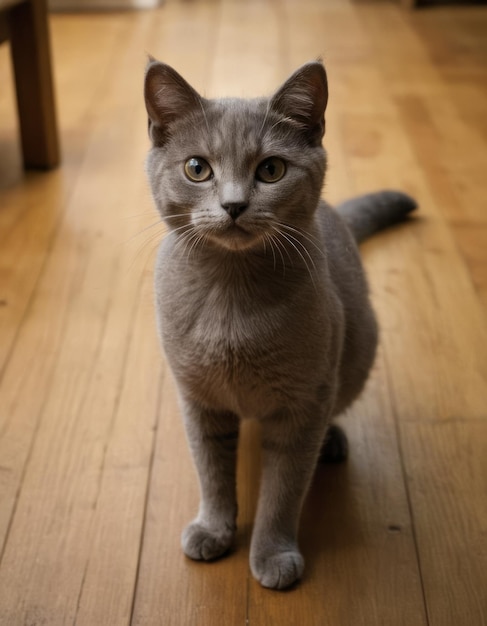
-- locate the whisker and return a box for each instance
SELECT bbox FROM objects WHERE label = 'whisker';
[290,234,318,276]
[264,233,277,271]
[161,213,192,220]
[175,226,207,261]
[278,222,325,258]
[125,230,162,275]
[269,231,287,273]
[124,210,158,220]
[126,221,192,262]
[277,230,312,278]
[198,99,211,137]
[122,220,164,245]
[173,228,197,257]
[166,223,195,236]
[187,231,204,259]
[259,100,272,138]
[275,225,320,275]
[271,230,293,269]
[274,228,318,291]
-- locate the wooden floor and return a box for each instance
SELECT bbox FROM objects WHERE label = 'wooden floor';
[1,1,486,624]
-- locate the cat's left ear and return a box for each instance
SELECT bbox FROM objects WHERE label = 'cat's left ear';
[270,61,328,145]
[144,58,203,146]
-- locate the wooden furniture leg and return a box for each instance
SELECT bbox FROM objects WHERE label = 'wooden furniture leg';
[8,0,60,169]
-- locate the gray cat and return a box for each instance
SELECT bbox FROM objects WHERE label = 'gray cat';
[144,59,416,590]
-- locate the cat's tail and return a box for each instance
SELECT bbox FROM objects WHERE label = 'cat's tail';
[336,190,417,243]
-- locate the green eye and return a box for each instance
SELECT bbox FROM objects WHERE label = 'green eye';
[184,157,212,182]
[256,157,286,183]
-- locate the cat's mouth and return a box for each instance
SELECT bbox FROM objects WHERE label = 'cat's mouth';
[210,222,262,251]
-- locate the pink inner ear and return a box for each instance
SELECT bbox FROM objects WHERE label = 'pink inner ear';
[270,62,328,132]
[144,62,202,128]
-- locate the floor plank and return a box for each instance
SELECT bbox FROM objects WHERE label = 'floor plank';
[0,1,486,624]
[400,419,487,626]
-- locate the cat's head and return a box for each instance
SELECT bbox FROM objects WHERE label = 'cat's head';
[144,60,328,252]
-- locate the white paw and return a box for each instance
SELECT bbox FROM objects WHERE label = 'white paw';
[250,548,304,589]
[182,521,234,561]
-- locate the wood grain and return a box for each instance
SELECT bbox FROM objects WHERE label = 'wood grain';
[0,1,486,624]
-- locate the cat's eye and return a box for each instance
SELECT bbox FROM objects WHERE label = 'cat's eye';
[256,157,286,183]
[184,157,213,182]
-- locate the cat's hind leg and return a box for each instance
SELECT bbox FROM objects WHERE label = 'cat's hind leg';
[180,399,240,561]
[318,423,348,463]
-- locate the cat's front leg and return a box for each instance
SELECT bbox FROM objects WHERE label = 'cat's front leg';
[250,406,329,589]
[180,398,240,561]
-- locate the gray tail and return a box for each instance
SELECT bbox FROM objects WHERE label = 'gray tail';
[336,190,417,243]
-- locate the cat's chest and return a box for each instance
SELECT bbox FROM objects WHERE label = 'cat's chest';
[162,280,277,364]
[158,274,299,404]
[157,247,284,351]
[155,243,330,414]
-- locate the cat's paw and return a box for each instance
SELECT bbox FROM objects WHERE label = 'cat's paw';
[250,547,304,590]
[182,521,234,561]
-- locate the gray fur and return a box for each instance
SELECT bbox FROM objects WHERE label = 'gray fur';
[337,190,417,243]
[144,60,416,590]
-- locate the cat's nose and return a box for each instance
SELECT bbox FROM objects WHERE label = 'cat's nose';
[221,202,248,220]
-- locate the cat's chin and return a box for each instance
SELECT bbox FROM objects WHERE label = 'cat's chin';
[209,225,262,252]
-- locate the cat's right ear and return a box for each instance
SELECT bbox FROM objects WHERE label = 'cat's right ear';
[144,59,202,146]
[270,61,328,146]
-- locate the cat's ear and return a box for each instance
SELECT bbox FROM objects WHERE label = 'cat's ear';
[144,59,203,145]
[270,62,328,145]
